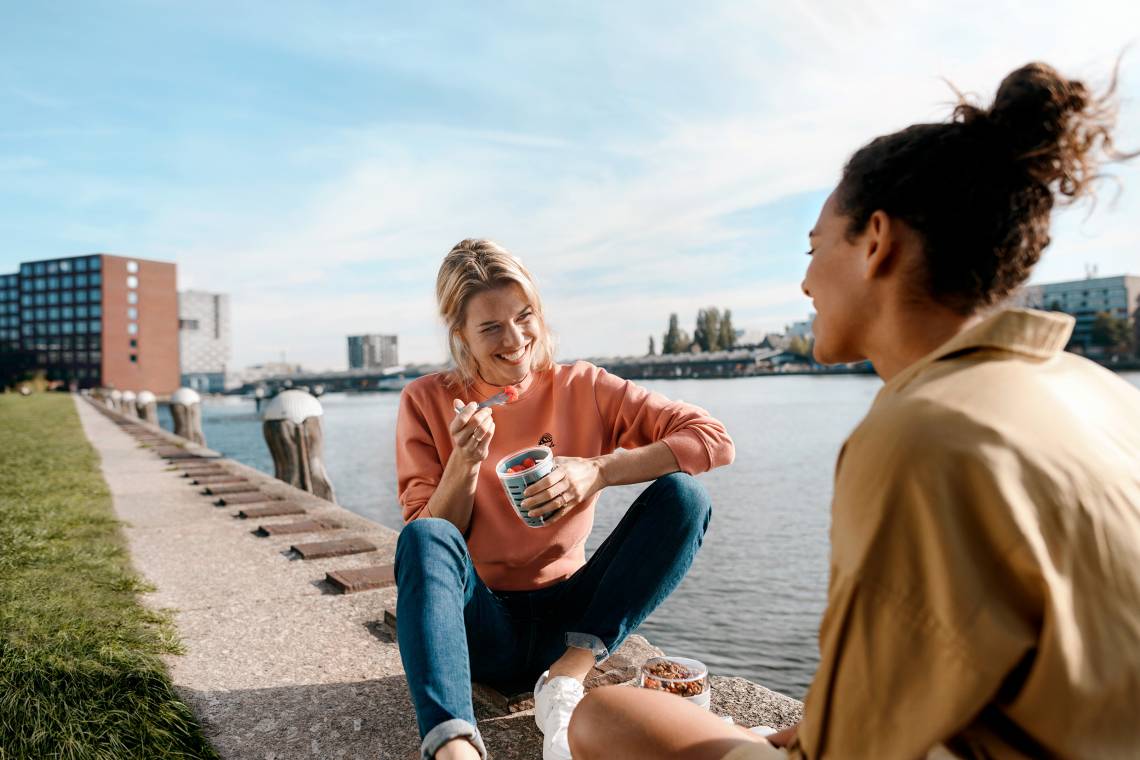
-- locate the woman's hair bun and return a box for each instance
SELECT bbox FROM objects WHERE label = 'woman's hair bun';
[959,62,1122,202]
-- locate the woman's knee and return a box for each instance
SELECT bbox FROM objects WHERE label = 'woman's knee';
[395,518,467,574]
[649,472,712,529]
[567,688,616,760]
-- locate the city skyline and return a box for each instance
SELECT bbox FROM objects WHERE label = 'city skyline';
[4,2,1140,369]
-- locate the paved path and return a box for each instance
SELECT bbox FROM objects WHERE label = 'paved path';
[76,397,447,759]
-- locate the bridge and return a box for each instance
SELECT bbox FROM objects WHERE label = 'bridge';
[231,347,800,398]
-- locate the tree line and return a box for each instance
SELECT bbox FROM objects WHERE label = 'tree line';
[650,308,737,355]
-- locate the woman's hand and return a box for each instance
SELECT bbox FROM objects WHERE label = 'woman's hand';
[521,456,605,525]
[450,400,495,467]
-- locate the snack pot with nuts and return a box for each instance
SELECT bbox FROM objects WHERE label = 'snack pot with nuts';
[638,656,710,709]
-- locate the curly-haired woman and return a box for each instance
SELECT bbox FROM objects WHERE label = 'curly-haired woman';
[570,61,1140,759]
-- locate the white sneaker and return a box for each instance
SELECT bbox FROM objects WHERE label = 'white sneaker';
[533,670,584,760]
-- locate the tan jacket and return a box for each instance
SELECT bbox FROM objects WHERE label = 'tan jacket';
[727,309,1140,760]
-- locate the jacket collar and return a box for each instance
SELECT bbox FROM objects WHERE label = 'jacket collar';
[880,308,1074,397]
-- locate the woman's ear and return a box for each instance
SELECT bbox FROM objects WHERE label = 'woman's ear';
[862,210,898,281]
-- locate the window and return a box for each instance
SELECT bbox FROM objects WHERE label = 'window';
[48,307,59,320]
[75,321,87,334]
[33,262,45,275]
[89,320,101,333]
[88,288,99,301]
[34,308,46,320]
[60,290,73,304]
[61,275,73,289]
[126,261,138,273]
[125,275,137,289]
[127,307,137,320]
[47,276,59,290]
[59,260,70,273]
[61,306,73,319]
[129,354,138,363]
[88,256,101,271]
[127,322,138,335]
[47,292,58,305]
[76,306,88,318]
[20,263,33,275]
[21,309,32,321]
[129,338,137,348]
[21,294,31,306]
[75,290,87,303]
[180,318,199,330]
[34,279,46,291]
[127,291,138,304]
[90,350,101,362]
[34,293,45,306]
[75,274,88,287]
[61,322,73,335]
[90,304,101,317]
[74,258,87,272]
[47,261,59,274]
[89,274,102,287]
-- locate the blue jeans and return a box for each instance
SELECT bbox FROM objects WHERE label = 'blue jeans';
[394,473,712,760]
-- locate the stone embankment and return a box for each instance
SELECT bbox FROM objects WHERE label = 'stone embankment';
[74,395,802,759]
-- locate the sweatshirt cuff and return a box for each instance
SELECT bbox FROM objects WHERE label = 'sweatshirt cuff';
[662,430,713,475]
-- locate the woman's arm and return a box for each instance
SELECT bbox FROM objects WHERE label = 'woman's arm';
[421,400,496,534]
[522,364,733,523]
[398,390,496,534]
[521,441,680,523]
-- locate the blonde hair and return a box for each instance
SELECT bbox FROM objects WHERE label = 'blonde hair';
[436,239,556,386]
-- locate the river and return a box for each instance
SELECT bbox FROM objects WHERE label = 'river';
[158,371,1140,699]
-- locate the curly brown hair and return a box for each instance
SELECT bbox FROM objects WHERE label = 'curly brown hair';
[837,61,1134,314]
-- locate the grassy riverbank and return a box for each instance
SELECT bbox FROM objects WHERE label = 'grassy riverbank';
[0,393,216,759]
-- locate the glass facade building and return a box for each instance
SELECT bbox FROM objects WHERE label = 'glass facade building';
[0,254,180,391]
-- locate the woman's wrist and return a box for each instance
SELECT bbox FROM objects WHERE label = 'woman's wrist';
[592,454,611,491]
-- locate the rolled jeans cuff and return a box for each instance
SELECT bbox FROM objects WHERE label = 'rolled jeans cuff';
[421,718,486,760]
[565,631,610,664]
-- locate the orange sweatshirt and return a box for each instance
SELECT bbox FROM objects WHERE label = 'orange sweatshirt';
[396,361,735,590]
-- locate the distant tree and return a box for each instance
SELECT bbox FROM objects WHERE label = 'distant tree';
[719,309,736,350]
[663,313,683,354]
[694,307,722,352]
[647,335,656,356]
[692,309,707,353]
[1091,312,1134,357]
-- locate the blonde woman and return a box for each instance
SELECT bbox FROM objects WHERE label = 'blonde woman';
[394,239,735,760]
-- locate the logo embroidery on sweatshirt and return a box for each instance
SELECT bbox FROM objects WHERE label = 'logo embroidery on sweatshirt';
[538,433,555,448]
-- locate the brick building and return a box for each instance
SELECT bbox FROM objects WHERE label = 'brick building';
[0,253,180,392]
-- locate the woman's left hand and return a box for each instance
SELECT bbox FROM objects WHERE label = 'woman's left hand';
[521,456,605,525]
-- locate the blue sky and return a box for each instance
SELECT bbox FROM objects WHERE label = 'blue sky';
[3,1,1139,369]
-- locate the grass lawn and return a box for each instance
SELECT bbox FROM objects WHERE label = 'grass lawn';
[0,393,216,760]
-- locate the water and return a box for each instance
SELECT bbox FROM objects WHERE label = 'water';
[159,371,1140,699]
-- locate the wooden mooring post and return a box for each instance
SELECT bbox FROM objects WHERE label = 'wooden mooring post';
[136,390,158,424]
[170,387,206,446]
[261,389,337,503]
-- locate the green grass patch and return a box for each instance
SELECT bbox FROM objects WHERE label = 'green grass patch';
[0,394,217,760]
